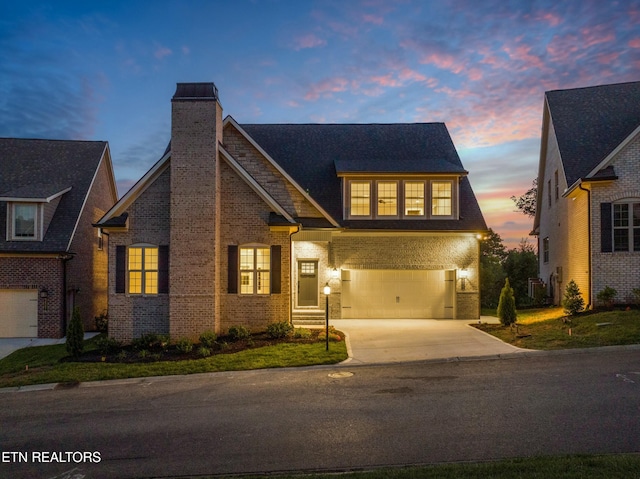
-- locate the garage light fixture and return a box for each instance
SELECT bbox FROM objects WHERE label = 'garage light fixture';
[459,269,468,290]
[331,267,340,279]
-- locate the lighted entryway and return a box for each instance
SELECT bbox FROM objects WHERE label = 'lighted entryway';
[341,270,454,319]
[0,290,38,337]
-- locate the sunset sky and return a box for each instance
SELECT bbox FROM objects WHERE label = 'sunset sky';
[2,0,640,249]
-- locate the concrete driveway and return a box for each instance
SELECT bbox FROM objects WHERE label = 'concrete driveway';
[333,317,527,365]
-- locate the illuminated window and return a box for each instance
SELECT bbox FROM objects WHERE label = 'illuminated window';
[128,246,158,294]
[431,181,452,216]
[543,237,549,263]
[240,246,271,294]
[613,202,640,252]
[11,203,38,240]
[350,181,371,216]
[377,182,397,216]
[404,181,425,216]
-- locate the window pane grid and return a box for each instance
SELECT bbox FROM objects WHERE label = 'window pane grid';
[350,182,370,216]
[377,182,397,216]
[404,182,425,216]
[128,246,158,295]
[239,247,271,295]
[432,182,452,216]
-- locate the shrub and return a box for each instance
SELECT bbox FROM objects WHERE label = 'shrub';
[199,330,217,348]
[228,325,250,341]
[66,306,85,358]
[132,333,170,351]
[266,321,293,339]
[497,278,517,326]
[596,286,617,309]
[294,327,312,339]
[563,279,585,316]
[175,338,194,354]
[94,311,108,333]
[197,346,211,357]
[95,335,121,355]
[631,288,640,306]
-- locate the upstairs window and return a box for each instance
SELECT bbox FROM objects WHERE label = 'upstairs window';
[404,181,425,216]
[350,182,371,217]
[240,246,271,295]
[543,237,550,263]
[377,182,398,216]
[431,181,452,216]
[613,202,640,252]
[128,246,158,294]
[11,203,38,240]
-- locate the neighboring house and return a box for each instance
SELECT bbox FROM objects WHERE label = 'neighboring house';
[0,139,118,338]
[96,82,488,343]
[532,81,640,307]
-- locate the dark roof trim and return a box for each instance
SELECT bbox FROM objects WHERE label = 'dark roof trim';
[0,186,71,202]
[172,82,219,101]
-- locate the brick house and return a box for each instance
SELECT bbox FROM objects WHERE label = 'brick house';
[96,83,488,342]
[0,139,118,337]
[532,81,640,306]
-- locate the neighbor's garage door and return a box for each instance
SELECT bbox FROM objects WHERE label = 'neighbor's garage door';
[342,270,454,319]
[0,290,38,337]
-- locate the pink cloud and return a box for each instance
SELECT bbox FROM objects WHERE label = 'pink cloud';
[629,38,640,48]
[293,34,327,51]
[579,25,615,48]
[420,52,465,74]
[304,77,349,100]
[537,11,562,26]
[363,14,383,25]
[154,46,172,59]
[502,44,547,71]
[371,73,401,87]
[597,52,620,64]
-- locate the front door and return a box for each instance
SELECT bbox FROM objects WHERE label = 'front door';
[298,260,318,307]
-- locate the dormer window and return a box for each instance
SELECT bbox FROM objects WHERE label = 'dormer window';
[345,177,458,220]
[9,203,40,241]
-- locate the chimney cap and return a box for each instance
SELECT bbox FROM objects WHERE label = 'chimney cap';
[172,82,218,101]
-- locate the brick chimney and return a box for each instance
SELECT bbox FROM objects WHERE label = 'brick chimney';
[169,83,223,339]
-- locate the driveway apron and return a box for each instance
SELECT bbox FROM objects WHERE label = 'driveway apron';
[333,317,525,365]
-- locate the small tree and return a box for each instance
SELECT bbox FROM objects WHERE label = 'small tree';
[562,280,585,316]
[66,306,84,358]
[497,278,517,326]
[596,286,617,309]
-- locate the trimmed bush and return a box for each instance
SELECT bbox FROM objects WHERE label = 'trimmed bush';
[597,286,617,309]
[132,333,170,351]
[95,335,121,355]
[266,321,293,339]
[294,328,312,339]
[197,346,211,357]
[175,338,194,354]
[199,330,217,348]
[563,279,585,316]
[94,311,108,333]
[228,325,250,341]
[497,278,517,326]
[66,306,84,358]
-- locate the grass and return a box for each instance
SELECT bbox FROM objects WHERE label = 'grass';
[215,454,640,479]
[0,335,348,388]
[478,307,640,350]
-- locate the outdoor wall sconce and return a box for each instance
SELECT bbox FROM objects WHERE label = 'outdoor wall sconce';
[459,269,468,291]
[323,282,331,351]
[331,267,340,279]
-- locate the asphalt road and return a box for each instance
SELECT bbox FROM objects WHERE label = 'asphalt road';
[1,349,639,479]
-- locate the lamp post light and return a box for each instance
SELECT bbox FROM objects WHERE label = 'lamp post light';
[323,282,331,351]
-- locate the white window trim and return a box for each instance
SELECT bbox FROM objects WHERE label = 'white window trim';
[127,244,159,295]
[403,180,426,219]
[8,202,42,241]
[612,200,640,253]
[429,180,455,219]
[376,180,400,218]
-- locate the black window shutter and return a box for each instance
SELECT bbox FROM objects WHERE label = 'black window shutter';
[228,245,238,294]
[271,245,281,294]
[115,245,126,293]
[600,203,612,252]
[158,245,169,293]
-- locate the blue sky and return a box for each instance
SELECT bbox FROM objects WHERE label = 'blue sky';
[2,0,640,248]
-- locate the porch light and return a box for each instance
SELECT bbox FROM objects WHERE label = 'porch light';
[40,288,48,299]
[331,267,340,279]
[459,269,468,290]
[323,283,331,351]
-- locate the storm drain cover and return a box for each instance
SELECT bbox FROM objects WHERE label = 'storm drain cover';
[328,372,354,379]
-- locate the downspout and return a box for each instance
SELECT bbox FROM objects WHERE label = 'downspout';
[288,225,301,326]
[578,182,592,309]
[60,254,74,335]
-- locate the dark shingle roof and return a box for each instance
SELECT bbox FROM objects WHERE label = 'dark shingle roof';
[0,138,107,253]
[546,81,640,186]
[240,123,484,230]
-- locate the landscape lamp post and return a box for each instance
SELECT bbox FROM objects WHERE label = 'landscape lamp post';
[323,282,331,351]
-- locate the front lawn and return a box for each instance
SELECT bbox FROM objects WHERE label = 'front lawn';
[0,329,348,389]
[477,307,640,350]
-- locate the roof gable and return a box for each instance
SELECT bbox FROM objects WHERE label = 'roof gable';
[0,138,111,252]
[546,81,640,186]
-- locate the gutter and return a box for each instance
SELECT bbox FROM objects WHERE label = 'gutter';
[577,182,592,309]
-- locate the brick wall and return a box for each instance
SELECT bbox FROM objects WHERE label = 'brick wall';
[108,166,171,342]
[0,256,65,337]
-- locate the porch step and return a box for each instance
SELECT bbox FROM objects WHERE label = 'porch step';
[292,310,325,326]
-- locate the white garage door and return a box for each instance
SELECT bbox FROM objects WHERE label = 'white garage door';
[342,270,454,319]
[0,290,38,337]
